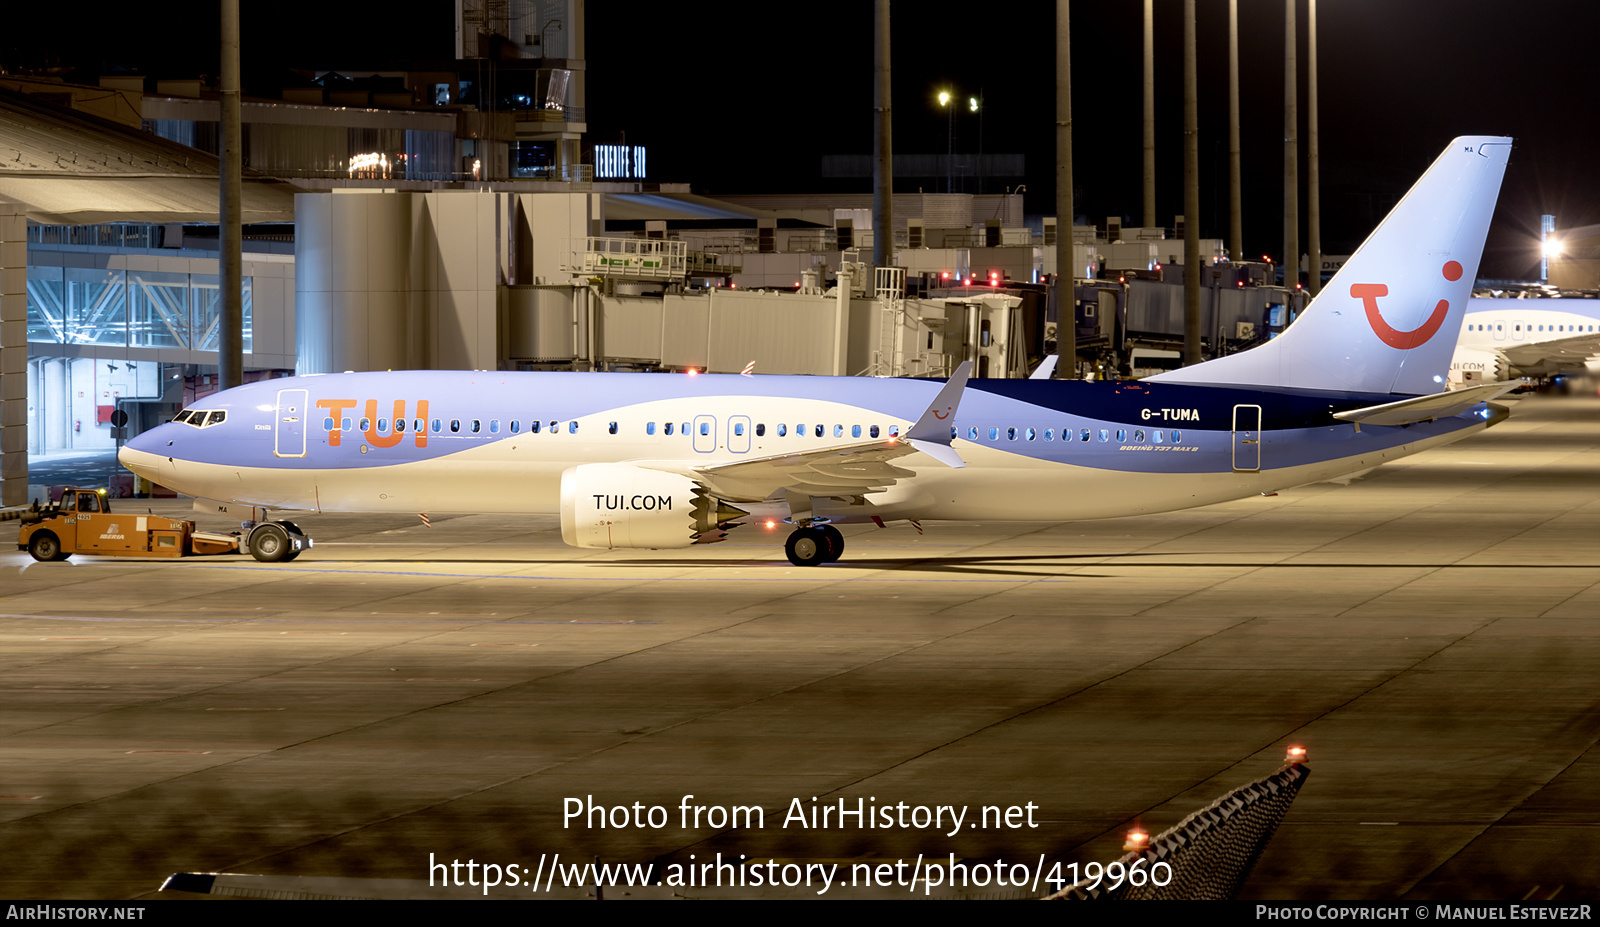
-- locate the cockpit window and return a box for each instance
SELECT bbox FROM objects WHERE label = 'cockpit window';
[175,409,226,428]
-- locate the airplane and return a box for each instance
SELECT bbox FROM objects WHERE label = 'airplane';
[115,136,1513,568]
[1452,298,1600,384]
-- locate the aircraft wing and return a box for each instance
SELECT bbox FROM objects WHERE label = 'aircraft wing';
[642,362,974,500]
[1500,331,1600,371]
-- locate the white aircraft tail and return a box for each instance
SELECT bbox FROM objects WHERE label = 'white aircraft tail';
[1151,136,1512,396]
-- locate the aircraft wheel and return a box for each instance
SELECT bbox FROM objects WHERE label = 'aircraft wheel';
[817,525,844,562]
[248,523,291,563]
[29,532,69,563]
[785,528,829,567]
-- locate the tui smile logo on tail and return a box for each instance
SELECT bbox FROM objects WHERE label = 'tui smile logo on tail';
[1351,261,1463,350]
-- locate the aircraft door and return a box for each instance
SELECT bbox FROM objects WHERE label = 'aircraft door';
[692,414,717,454]
[727,415,751,453]
[1232,404,1262,472]
[275,388,308,458]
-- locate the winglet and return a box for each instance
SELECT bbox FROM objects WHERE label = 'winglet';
[1029,355,1059,380]
[902,361,972,468]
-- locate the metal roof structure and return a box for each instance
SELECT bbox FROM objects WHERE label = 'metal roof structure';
[601,192,824,231]
[0,85,295,224]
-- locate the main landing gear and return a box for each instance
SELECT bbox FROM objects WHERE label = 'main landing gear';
[245,520,313,563]
[784,524,844,567]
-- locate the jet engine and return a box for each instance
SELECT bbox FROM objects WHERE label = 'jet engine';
[1449,345,1509,386]
[559,463,747,549]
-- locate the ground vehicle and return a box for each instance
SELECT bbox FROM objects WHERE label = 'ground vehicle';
[16,488,249,562]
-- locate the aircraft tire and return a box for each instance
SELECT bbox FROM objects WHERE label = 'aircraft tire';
[785,528,829,567]
[248,523,292,563]
[28,532,68,563]
[817,525,844,562]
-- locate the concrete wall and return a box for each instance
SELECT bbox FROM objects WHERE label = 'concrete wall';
[1,205,24,505]
[298,189,600,373]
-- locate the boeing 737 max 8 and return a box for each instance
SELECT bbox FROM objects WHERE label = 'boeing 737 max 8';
[108,137,1513,567]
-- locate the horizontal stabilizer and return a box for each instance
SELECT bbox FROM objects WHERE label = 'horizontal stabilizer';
[1333,382,1515,426]
[1029,355,1059,380]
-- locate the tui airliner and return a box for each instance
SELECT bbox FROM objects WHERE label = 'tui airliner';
[1454,298,1600,382]
[117,137,1513,566]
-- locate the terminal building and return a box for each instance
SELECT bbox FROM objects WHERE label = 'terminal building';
[0,0,1306,507]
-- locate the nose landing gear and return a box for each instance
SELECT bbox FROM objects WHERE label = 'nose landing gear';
[784,524,844,566]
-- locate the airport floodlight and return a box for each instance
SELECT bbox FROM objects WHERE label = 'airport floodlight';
[938,91,950,106]
[1542,238,1563,259]
[969,96,979,112]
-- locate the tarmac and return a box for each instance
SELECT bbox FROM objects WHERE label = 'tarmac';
[2,394,1596,901]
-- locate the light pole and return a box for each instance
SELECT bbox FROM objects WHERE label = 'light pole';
[938,90,953,193]
[971,94,982,194]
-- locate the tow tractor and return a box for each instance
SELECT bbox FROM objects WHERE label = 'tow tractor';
[16,488,310,563]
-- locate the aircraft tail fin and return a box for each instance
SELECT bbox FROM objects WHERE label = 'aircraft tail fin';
[1150,137,1512,396]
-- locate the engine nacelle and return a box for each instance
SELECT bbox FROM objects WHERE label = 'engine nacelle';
[1449,345,1508,387]
[560,463,746,549]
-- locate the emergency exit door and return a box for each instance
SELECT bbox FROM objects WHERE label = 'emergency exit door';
[275,389,308,458]
[1232,404,1262,472]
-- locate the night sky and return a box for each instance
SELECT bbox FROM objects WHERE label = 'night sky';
[6,1,1596,279]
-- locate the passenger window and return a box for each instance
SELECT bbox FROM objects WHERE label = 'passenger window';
[608,422,618,435]
[700,422,711,436]
[569,421,579,434]
[1171,430,1182,443]
[988,427,999,441]
[834,425,843,438]
[324,417,334,431]
[1134,430,1144,442]
[450,420,460,433]
[888,425,899,437]
[797,424,806,436]
[665,422,674,435]
[870,425,879,438]
[489,420,500,433]
[1027,427,1037,441]
[431,419,441,432]
[471,420,482,433]
[814,425,823,438]
[530,420,541,434]
[646,422,656,435]
[778,424,787,437]
[1007,427,1017,440]
[510,420,520,434]
[1044,428,1054,441]
[1153,430,1164,443]
[361,417,372,431]
[1116,429,1127,442]
[1080,429,1090,442]
[967,426,977,440]
[734,423,745,436]
[1098,429,1109,442]
[377,418,389,433]
[756,423,766,437]
[851,425,861,438]
[396,418,407,433]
